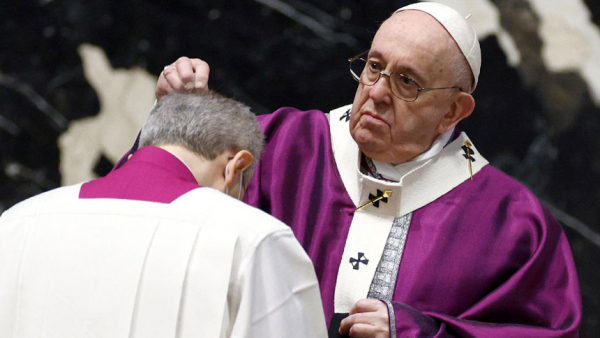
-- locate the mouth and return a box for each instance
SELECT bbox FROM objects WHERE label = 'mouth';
[360,110,388,126]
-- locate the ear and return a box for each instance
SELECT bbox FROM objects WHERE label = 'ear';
[437,93,475,134]
[223,150,254,189]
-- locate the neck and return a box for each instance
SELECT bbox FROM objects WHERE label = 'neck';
[158,144,221,188]
[368,127,455,165]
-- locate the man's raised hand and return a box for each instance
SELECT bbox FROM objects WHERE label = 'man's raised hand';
[156,57,210,100]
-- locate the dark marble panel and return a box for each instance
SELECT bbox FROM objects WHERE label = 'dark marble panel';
[1,0,599,336]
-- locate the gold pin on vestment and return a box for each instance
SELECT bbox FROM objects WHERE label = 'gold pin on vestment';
[355,190,393,211]
[465,140,473,180]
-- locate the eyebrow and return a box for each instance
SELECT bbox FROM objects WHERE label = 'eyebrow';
[368,49,428,86]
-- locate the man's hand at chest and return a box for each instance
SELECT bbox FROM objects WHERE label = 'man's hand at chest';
[339,299,390,338]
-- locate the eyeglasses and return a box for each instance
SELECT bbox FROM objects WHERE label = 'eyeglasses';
[348,50,462,102]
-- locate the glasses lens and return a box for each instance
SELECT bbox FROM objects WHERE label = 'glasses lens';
[391,73,419,101]
[349,53,420,102]
[350,57,365,82]
[350,57,378,85]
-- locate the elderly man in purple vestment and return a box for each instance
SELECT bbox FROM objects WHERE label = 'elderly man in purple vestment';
[146,2,582,338]
[0,91,327,338]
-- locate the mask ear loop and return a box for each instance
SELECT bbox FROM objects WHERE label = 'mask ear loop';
[225,159,246,200]
[224,162,230,196]
[238,170,245,200]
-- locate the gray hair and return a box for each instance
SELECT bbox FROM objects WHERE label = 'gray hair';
[139,90,264,181]
[446,47,474,95]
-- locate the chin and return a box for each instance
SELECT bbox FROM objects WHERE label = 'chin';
[352,125,381,144]
[354,137,385,158]
[354,137,409,163]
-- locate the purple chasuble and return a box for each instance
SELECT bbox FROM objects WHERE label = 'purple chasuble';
[244,107,582,337]
[82,146,200,203]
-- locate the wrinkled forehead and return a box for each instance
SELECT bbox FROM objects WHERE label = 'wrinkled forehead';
[370,11,459,74]
[375,10,456,50]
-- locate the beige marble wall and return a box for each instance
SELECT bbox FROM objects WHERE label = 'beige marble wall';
[58,44,156,185]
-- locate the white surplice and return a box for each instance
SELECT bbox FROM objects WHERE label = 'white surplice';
[0,184,326,338]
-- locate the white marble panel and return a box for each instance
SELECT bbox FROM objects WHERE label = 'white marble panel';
[58,44,156,185]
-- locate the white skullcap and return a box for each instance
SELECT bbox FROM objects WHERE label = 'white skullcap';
[395,2,481,92]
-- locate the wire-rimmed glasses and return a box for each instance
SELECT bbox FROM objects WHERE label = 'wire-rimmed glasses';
[348,50,462,102]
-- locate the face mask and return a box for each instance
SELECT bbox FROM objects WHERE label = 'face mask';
[224,161,244,200]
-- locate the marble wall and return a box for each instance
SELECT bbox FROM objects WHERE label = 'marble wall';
[1,0,599,335]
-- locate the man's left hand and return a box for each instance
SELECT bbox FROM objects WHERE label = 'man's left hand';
[339,299,390,338]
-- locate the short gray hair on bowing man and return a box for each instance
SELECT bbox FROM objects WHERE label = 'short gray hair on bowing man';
[139,90,264,181]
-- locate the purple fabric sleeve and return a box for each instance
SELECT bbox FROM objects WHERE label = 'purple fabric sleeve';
[386,197,581,337]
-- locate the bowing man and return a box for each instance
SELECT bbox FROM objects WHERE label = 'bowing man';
[0,90,327,338]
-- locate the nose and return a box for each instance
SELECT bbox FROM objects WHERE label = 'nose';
[368,71,393,105]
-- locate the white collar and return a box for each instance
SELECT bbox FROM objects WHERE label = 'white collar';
[329,104,488,218]
[372,127,455,181]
